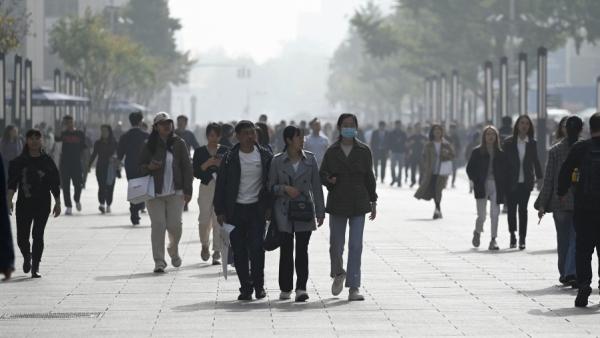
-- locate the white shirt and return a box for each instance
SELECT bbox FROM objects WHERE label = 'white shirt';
[433,142,442,175]
[304,134,329,167]
[237,146,262,204]
[517,136,528,183]
[157,151,182,197]
[341,144,353,157]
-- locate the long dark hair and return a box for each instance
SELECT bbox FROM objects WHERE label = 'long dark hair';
[428,124,444,141]
[282,125,302,152]
[21,129,43,156]
[336,113,359,141]
[2,125,16,143]
[479,125,502,155]
[100,124,117,145]
[565,116,583,147]
[555,116,568,141]
[147,122,175,154]
[512,115,535,139]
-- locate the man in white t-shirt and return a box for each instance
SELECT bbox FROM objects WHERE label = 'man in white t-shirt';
[214,120,273,301]
[303,118,329,167]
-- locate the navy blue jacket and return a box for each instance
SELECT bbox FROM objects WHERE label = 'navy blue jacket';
[117,127,149,179]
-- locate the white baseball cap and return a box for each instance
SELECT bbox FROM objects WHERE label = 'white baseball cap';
[153,112,173,125]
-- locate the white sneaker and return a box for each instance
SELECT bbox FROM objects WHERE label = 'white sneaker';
[76,202,82,212]
[279,291,292,300]
[348,287,365,301]
[331,273,346,296]
[295,290,309,302]
[65,207,72,216]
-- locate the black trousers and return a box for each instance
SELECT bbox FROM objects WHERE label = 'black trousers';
[16,198,50,264]
[575,210,600,289]
[96,170,115,206]
[409,159,419,185]
[60,164,83,208]
[507,183,531,238]
[230,203,266,293]
[279,231,312,292]
[373,154,388,180]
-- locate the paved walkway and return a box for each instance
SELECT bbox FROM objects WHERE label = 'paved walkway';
[2,170,600,337]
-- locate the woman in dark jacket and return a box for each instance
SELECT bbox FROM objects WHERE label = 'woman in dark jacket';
[0,153,14,280]
[320,113,377,301]
[503,115,543,250]
[88,125,118,214]
[467,126,507,250]
[7,129,61,278]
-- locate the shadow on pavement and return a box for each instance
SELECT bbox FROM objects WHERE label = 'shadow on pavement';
[528,306,600,317]
[95,272,161,281]
[404,218,438,222]
[526,249,557,255]
[90,224,149,229]
[172,297,349,313]
[450,249,519,255]
[517,285,577,296]
[2,276,33,283]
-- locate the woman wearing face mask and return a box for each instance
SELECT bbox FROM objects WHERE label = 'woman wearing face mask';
[269,125,325,302]
[139,112,193,273]
[320,113,377,301]
[414,124,455,219]
[535,116,583,287]
[88,125,118,214]
[467,126,508,250]
[7,129,61,278]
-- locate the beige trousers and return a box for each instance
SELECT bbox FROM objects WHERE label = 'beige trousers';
[147,194,184,269]
[197,180,221,252]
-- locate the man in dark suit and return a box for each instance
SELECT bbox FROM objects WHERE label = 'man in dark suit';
[370,121,390,183]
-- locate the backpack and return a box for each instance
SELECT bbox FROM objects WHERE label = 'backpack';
[578,141,600,209]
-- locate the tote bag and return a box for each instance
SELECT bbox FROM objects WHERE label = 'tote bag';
[439,161,454,176]
[127,175,155,204]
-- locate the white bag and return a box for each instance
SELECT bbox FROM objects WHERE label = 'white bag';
[219,223,235,280]
[127,176,155,204]
[439,160,454,176]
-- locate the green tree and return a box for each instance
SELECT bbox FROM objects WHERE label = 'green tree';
[50,11,156,117]
[0,0,30,53]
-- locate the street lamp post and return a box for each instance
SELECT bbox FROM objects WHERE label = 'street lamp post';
[424,77,430,122]
[596,76,600,112]
[484,61,493,124]
[440,73,447,124]
[499,57,508,126]
[190,95,197,126]
[431,75,438,123]
[537,47,548,169]
[451,70,459,124]
[519,53,528,116]
[24,59,32,130]
[13,55,22,128]
[54,69,62,131]
[0,53,5,130]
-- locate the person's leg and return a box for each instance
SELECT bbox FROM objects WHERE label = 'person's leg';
[31,201,51,266]
[248,205,266,290]
[198,184,212,251]
[346,215,365,288]
[564,212,577,279]
[165,195,184,261]
[553,211,570,279]
[15,201,34,263]
[72,168,83,204]
[61,167,73,208]
[475,198,487,235]
[96,173,105,205]
[517,184,531,241]
[410,160,418,186]
[380,155,388,182]
[398,154,405,186]
[278,232,294,292]
[146,197,168,269]
[506,189,518,235]
[230,205,252,293]
[488,181,500,239]
[451,160,458,187]
[106,184,115,207]
[372,154,379,179]
[575,212,594,289]
[295,231,312,291]
[390,153,398,183]
[329,215,348,278]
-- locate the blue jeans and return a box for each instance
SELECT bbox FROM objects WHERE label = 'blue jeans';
[553,211,576,278]
[329,214,365,288]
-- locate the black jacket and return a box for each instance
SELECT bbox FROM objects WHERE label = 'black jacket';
[387,129,407,154]
[503,136,543,191]
[117,127,149,179]
[370,130,389,157]
[558,137,600,211]
[0,154,14,272]
[192,145,229,185]
[466,147,508,204]
[213,143,273,220]
[8,153,61,202]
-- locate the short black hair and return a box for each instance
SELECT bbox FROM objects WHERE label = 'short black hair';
[177,115,188,122]
[590,112,600,133]
[235,120,255,134]
[129,111,143,126]
[63,115,73,121]
[25,129,42,138]
[205,123,221,137]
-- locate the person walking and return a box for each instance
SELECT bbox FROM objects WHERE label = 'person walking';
[139,113,193,273]
[467,126,508,251]
[303,118,329,167]
[0,153,14,281]
[7,129,61,278]
[503,115,543,250]
[448,123,462,188]
[320,113,377,301]
[370,121,389,183]
[269,125,325,302]
[118,111,150,225]
[407,123,428,188]
[558,112,600,307]
[88,125,118,214]
[414,124,455,219]
[535,116,583,288]
[214,120,273,301]
[175,115,201,153]
[55,115,86,215]
[388,120,407,187]
[0,125,23,179]
[192,123,229,265]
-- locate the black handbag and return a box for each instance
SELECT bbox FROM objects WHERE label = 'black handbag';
[263,219,281,251]
[287,173,314,222]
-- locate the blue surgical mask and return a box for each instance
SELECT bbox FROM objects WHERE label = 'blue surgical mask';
[341,128,357,139]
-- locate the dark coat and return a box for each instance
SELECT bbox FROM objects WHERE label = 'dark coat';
[370,129,389,157]
[192,145,229,185]
[213,143,273,221]
[466,147,508,204]
[0,154,14,272]
[319,139,377,217]
[503,136,543,192]
[117,127,149,179]
[414,140,455,201]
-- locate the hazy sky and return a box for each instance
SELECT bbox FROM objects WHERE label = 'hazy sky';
[169,0,394,63]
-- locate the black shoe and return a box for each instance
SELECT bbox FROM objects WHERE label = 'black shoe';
[559,276,567,285]
[410,183,415,188]
[575,286,592,307]
[99,205,105,214]
[390,180,396,186]
[23,259,31,274]
[255,287,267,299]
[519,238,526,250]
[509,233,517,249]
[238,292,253,301]
[31,262,41,279]
[397,181,402,187]
[564,275,577,287]
[131,215,140,226]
